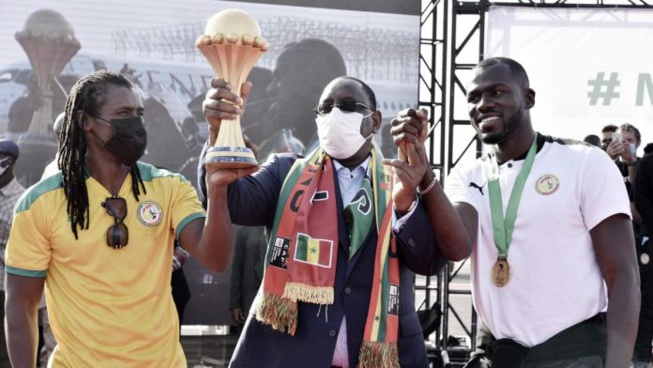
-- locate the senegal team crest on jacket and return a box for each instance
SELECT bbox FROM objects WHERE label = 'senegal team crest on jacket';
[137,201,163,226]
[535,174,560,195]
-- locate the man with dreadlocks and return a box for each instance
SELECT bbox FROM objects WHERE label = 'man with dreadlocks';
[200,76,471,368]
[4,70,233,366]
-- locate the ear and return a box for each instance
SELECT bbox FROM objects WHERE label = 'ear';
[524,88,536,109]
[371,110,382,134]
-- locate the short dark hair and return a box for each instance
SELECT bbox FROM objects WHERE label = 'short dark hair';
[644,143,653,155]
[601,124,618,133]
[475,57,530,89]
[337,76,377,110]
[583,134,601,147]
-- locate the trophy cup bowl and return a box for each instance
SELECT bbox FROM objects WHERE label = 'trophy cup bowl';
[197,9,269,168]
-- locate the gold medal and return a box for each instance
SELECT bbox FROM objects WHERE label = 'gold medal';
[491,257,511,287]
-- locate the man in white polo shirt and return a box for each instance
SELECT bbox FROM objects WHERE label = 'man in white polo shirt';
[392,57,639,367]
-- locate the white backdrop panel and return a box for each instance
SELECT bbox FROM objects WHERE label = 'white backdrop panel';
[485,6,653,151]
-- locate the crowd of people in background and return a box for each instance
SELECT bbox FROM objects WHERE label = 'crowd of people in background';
[0,34,649,368]
[587,123,653,368]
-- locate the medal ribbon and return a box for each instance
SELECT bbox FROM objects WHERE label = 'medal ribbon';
[487,136,538,259]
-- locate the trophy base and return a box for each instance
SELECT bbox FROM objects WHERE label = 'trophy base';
[204,146,257,169]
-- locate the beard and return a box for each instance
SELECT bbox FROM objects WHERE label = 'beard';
[476,109,524,145]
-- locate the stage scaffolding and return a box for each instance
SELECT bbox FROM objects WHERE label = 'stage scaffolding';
[418,0,653,365]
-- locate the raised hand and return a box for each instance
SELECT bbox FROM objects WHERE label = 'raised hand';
[202,78,259,189]
[203,78,252,146]
[390,108,429,152]
[605,139,624,160]
[387,108,434,192]
[204,134,260,189]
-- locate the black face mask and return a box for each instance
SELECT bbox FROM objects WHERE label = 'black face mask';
[95,116,147,167]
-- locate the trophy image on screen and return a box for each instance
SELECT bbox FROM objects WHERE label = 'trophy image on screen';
[196,9,269,168]
[14,9,81,186]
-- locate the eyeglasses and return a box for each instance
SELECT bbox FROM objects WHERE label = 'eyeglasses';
[102,196,129,249]
[313,101,374,116]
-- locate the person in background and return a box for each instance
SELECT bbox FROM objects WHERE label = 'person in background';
[644,143,653,157]
[257,38,347,156]
[41,112,65,179]
[6,75,40,142]
[240,66,272,147]
[0,139,26,368]
[608,123,649,368]
[633,140,653,368]
[35,112,65,366]
[601,124,618,155]
[605,124,643,239]
[605,123,641,180]
[583,134,601,147]
[228,224,266,331]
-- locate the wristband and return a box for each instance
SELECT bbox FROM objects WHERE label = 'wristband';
[419,174,438,195]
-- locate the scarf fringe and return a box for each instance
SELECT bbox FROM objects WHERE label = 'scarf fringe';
[255,291,298,335]
[284,282,334,304]
[357,340,399,368]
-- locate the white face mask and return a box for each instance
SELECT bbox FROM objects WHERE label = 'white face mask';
[315,107,373,160]
[0,157,11,177]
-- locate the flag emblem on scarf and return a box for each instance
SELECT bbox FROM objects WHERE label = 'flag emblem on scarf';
[294,233,333,268]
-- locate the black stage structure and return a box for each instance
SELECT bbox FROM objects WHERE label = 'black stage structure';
[417,0,653,365]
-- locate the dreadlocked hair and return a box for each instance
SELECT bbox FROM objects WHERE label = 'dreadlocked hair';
[58,70,147,239]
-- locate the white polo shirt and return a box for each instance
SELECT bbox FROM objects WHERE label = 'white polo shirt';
[445,135,630,347]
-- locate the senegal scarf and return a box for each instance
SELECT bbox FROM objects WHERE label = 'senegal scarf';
[256,146,401,368]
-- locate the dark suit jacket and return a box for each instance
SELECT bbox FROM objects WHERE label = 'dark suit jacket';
[225,153,445,368]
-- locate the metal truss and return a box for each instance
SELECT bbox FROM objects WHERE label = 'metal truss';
[418,0,653,365]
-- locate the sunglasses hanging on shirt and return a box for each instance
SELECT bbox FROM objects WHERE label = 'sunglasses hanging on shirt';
[102,196,129,249]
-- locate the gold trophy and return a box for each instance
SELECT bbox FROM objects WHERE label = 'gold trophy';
[196,9,269,168]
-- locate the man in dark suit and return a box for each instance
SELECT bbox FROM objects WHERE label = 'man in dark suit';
[201,76,470,368]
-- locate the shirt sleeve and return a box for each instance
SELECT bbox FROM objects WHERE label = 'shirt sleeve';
[172,177,207,239]
[444,162,479,210]
[392,196,419,231]
[581,147,632,230]
[5,196,50,277]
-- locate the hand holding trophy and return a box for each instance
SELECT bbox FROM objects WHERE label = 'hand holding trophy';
[196,9,269,168]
